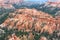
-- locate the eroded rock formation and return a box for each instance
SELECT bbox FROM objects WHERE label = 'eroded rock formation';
[0,8,60,40]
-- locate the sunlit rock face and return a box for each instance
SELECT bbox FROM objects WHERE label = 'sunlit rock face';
[45,2,60,8]
[0,3,15,10]
[39,36,48,40]
[44,0,60,9]
[49,0,60,2]
[0,0,4,3]
[0,4,15,9]
[0,8,60,40]
[0,8,57,34]
[0,0,23,4]
[8,0,23,4]
[0,0,23,9]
